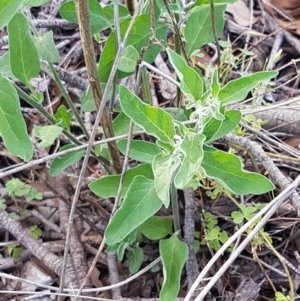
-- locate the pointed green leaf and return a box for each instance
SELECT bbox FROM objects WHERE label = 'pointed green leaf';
[8,13,40,87]
[138,216,172,240]
[185,5,227,56]
[153,154,181,207]
[128,247,144,274]
[167,48,203,102]
[33,125,63,148]
[105,176,163,245]
[59,0,111,34]
[218,71,278,105]
[33,31,59,63]
[203,109,241,142]
[89,163,153,198]
[202,146,275,195]
[0,0,25,30]
[120,85,175,147]
[0,75,33,161]
[160,235,188,301]
[49,144,85,176]
[117,139,162,164]
[174,132,205,189]
[54,105,72,131]
[118,45,139,73]
[211,68,220,97]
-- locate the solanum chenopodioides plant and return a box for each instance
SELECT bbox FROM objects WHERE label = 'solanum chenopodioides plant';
[89,48,277,300]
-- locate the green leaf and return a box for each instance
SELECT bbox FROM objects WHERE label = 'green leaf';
[124,229,138,245]
[167,48,203,103]
[174,132,205,189]
[0,0,24,30]
[159,235,188,301]
[203,109,241,143]
[0,52,17,80]
[89,163,153,198]
[128,247,144,274]
[219,231,229,244]
[8,244,22,258]
[117,243,127,261]
[98,15,167,82]
[118,45,139,73]
[193,0,237,6]
[106,244,119,254]
[30,225,42,239]
[0,75,33,161]
[153,154,181,207]
[24,0,50,7]
[33,125,63,148]
[202,145,275,195]
[211,68,220,97]
[5,178,29,197]
[59,0,111,34]
[231,211,244,224]
[240,204,258,220]
[54,105,72,131]
[120,85,175,148]
[164,108,189,123]
[117,139,162,164]
[33,31,59,63]
[8,13,40,87]
[138,216,172,240]
[81,86,96,112]
[112,112,140,136]
[218,71,278,105]
[103,4,130,27]
[206,227,220,240]
[49,144,85,176]
[105,176,163,245]
[185,5,227,56]
[81,83,118,113]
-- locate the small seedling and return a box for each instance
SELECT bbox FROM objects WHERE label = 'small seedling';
[5,178,43,202]
[202,212,230,251]
[29,224,42,239]
[7,243,22,259]
[231,203,264,224]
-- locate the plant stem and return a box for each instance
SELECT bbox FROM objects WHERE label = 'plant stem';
[75,0,122,174]
[209,0,221,65]
[49,63,90,140]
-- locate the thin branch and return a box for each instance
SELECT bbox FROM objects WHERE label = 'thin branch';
[75,5,141,297]
[74,0,122,174]
[183,188,199,290]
